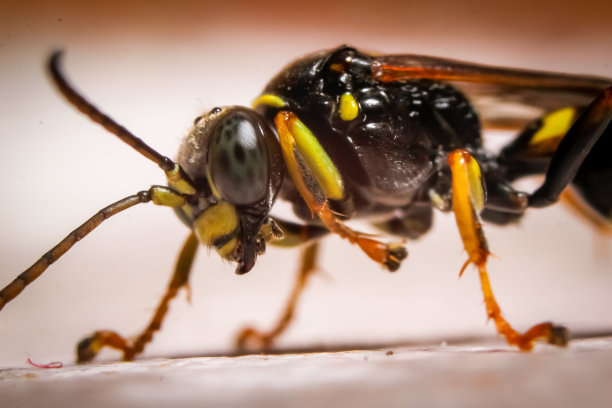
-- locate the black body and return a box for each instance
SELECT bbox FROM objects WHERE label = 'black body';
[256,47,536,231]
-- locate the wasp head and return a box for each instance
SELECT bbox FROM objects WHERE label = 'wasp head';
[174,107,285,274]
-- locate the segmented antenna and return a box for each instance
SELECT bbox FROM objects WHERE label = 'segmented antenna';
[48,51,176,172]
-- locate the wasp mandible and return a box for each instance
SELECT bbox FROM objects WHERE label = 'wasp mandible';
[1,46,611,362]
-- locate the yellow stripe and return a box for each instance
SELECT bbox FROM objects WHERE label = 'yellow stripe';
[465,154,485,212]
[252,94,286,109]
[206,170,222,199]
[289,117,344,200]
[530,107,576,147]
[448,150,488,266]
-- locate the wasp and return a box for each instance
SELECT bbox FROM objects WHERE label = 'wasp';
[1,46,611,362]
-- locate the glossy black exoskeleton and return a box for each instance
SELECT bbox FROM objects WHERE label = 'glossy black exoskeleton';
[257,47,484,226]
[257,47,611,232]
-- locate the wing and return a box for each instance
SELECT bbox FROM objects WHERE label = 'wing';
[371,54,612,130]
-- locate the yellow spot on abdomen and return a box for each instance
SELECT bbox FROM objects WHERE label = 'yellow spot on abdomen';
[531,107,576,147]
[192,201,239,254]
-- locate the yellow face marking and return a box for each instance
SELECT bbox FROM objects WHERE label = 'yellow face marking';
[530,107,576,147]
[192,201,239,254]
[216,237,239,258]
[206,170,222,199]
[252,94,286,109]
[289,116,345,200]
[339,92,359,121]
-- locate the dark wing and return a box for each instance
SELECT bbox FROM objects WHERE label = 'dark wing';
[371,54,612,130]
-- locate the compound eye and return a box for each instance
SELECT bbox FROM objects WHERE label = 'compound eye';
[208,110,270,205]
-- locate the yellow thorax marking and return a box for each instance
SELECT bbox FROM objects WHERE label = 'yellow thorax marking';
[252,94,286,109]
[339,92,359,121]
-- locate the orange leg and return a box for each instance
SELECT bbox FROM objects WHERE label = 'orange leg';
[448,149,568,350]
[236,242,320,351]
[77,232,199,362]
[275,111,407,271]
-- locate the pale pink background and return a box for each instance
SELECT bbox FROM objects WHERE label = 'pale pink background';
[1,0,611,367]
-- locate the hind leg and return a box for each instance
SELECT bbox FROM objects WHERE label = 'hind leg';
[500,88,612,220]
[448,149,568,350]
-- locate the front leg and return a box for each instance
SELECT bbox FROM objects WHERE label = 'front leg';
[448,149,568,350]
[275,111,407,271]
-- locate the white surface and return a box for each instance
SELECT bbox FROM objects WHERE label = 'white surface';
[2,337,612,408]
[1,0,611,370]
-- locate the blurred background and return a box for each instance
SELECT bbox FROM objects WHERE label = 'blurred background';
[0,0,611,367]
